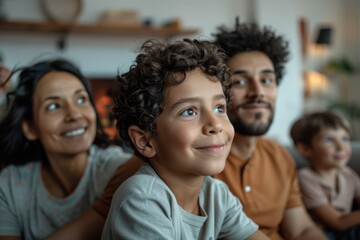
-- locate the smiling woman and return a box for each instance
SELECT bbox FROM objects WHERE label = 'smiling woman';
[0,59,133,239]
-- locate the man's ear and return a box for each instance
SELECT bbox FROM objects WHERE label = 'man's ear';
[21,120,38,140]
[128,125,156,158]
[295,142,311,158]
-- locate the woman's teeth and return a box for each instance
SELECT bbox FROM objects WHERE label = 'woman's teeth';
[63,128,85,137]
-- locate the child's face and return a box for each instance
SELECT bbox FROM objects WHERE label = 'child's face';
[306,127,351,170]
[150,68,234,177]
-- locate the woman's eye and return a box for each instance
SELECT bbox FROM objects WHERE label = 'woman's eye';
[76,96,87,105]
[47,103,60,111]
[180,108,197,117]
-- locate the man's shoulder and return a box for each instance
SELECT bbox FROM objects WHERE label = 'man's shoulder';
[256,137,292,157]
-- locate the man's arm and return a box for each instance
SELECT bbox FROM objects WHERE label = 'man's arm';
[281,206,327,240]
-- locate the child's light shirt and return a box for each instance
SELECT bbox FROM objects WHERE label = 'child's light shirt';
[298,166,360,217]
[0,145,132,240]
[102,163,258,240]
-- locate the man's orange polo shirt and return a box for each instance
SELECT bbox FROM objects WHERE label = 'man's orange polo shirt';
[214,137,303,240]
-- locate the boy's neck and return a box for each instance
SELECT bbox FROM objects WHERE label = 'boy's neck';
[311,166,338,189]
[149,160,203,215]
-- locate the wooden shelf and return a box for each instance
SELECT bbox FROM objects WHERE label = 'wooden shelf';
[0,20,199,37]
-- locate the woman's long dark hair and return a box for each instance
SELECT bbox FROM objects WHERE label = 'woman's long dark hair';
[0,59,109,170]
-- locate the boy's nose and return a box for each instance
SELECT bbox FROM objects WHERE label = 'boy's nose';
[203,114,223,135]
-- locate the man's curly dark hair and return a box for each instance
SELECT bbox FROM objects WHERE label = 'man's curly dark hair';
[213,19,289,84]
[113,39,232,159]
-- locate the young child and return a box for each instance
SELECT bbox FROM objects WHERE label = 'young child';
[290,111,360,240]
[101,39,268,239]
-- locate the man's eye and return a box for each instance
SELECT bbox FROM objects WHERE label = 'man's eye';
[180,108,197,117]
[47,103,60,111]
[262,77,274,85]
[232,79,246,86]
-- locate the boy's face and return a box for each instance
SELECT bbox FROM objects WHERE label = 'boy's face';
[227,51,277,136]
[305,127,351,170]
[150,68,234,177]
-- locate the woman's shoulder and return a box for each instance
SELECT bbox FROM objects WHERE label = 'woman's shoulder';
[0,162,40,196]
[89,145,132,162]
[0,162,40,180]
[88,144,133,169]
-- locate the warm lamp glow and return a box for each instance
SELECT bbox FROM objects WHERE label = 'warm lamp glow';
[304,71,328,97]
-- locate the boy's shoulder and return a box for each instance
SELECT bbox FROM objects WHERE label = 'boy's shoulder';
[339,165,360,180]
[112,163,174,203]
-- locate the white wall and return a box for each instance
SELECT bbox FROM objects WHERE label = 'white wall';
[1,0,352,145]
[1,0,250,76]
[254,0,303,145]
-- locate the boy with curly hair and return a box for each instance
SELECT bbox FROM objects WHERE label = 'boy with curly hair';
[212,20,327,239]
[101,39,268,239]
[291,111,360,240]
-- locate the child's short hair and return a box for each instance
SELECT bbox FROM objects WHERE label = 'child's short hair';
[113,39,231,159]
[290,111,350,146]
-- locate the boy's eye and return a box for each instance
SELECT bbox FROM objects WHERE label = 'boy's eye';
[46,103,60,111]
[214,104,226,114]
[180,107,197,117]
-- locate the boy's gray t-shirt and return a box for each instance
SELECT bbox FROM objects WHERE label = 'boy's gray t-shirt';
[102,163,258,240]
[0,145,132,240]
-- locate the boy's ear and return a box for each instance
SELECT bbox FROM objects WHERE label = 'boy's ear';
[295,142,311,158]
[21,120,38,140]
[128,125,156,158]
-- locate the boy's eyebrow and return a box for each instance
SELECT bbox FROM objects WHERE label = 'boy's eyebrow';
[232,69,275,75]
[170,94,226,109]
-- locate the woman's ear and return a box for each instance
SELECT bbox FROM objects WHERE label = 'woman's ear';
[128,125,156,158]
[21,120,38,140]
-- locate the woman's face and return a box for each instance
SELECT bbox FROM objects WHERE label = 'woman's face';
[23,71,96,158]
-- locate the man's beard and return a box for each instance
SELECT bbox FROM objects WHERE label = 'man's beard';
[230,99,274,136]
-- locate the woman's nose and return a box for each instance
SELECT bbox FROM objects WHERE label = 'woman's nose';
[64,104,82,122]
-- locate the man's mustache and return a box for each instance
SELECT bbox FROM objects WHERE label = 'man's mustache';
[236,99,272,110]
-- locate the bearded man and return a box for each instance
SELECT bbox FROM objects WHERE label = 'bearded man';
[213,21,327,240]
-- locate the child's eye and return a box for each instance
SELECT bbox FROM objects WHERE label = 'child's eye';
[323,137,334,144]
[180,107,197,117]
[214,104,226,114]
[46,103,60,111]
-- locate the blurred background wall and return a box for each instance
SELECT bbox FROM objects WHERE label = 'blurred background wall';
[1,0,359,145]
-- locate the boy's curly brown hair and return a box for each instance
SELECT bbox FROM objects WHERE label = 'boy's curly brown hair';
[113,39,232,158]
[213,20,289,84]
